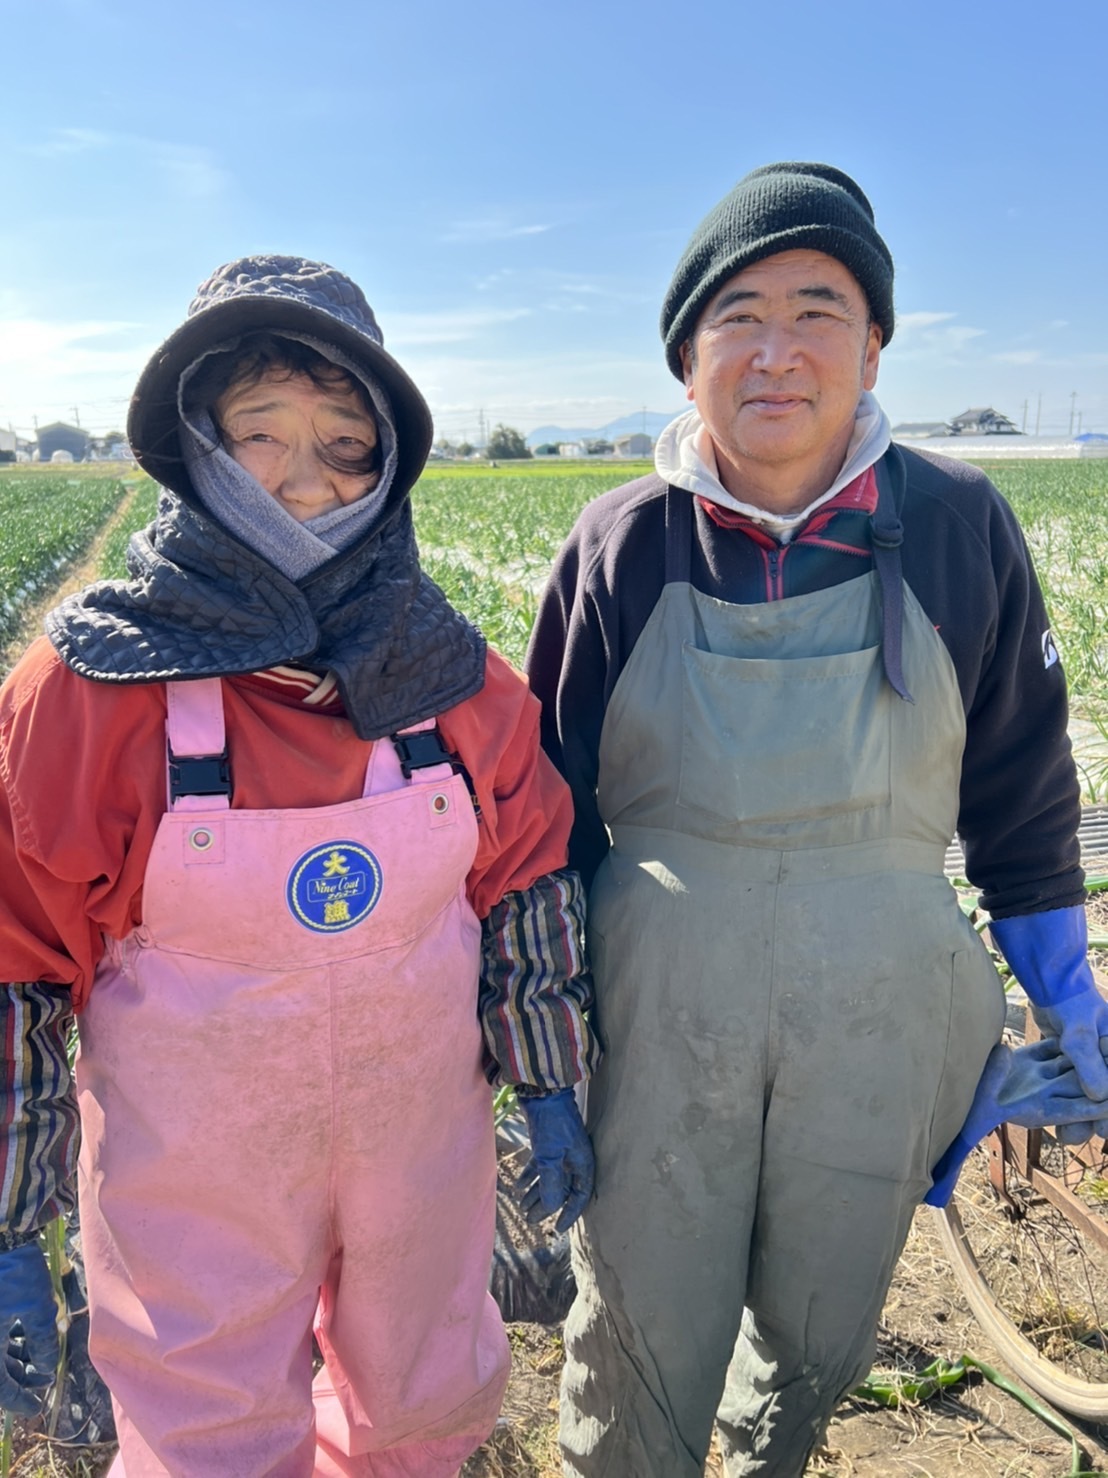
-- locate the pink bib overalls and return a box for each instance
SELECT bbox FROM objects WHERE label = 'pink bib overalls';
[76,679,509,1476]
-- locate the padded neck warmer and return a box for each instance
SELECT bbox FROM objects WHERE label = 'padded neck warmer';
[45,490,487,741]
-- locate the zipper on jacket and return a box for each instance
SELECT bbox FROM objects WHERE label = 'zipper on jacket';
[764,545,787,600]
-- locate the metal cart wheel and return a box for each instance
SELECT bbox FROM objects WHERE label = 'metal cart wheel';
[933,818,1108,1420]
[932,1114,1108,1419]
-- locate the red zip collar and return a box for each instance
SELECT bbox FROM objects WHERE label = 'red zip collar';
[697,467,877,598]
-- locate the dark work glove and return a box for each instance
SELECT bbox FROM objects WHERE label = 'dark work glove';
[925,1037,1108,1207]
[518,1088,594,1233]
[0,1241,58,1416]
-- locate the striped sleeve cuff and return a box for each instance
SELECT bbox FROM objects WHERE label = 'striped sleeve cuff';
[478,869,602,1093]
[1,983,80,1239]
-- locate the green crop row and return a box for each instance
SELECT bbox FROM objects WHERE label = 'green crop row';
[978,461,1108,711]
[95,477,162,580]
[0,470,130,648]
[411,466,647,665]
[412,466,649,579]
[2,457,1105,738]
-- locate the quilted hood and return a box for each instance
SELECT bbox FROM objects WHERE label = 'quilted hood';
[128,255,433,509]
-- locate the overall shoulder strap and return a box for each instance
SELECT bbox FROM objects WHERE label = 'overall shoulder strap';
[165,679,232,809]
[870,447,914,703]
[664,484,694,586]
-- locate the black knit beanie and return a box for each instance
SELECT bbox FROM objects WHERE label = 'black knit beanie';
[660,162,895,379]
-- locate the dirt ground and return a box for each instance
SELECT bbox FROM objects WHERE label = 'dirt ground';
[463,1203,1108,1478]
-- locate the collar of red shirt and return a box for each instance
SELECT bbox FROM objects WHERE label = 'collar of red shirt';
[697,465,878,544]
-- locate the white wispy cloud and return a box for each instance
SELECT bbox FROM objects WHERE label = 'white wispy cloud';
[474,270,515,292]
[153,143,230,200]
[385,307,532,347]
[895,311,958,331]
[993,350,1040,365]
[19,128,229,201]
[542,279,621,314]
[26,127,111,157]
[887,312,987,359]
[931,326,988,349]
[476,271,616,306]
[0,318,144,369]
[442,220,553,244]
[0,317,154,429]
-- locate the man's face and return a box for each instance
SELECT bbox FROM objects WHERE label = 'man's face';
[678,249,881,502]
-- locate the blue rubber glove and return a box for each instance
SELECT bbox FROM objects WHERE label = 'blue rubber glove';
[925,1037,1108,1207]
[518,1088,594,1233]
[990,907,1108,1101]
[1056,1089,1108,1146]
[0,1241,58,1416]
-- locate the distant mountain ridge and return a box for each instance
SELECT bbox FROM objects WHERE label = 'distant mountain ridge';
[526,409,684,447]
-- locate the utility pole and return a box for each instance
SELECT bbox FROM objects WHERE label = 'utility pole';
[1021,399,1028,433]
[1077,411,1083,436]
[71,406,81,428]
[477,409,487,449]
[1069,391,1078,438]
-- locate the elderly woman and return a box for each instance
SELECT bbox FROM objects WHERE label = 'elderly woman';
[0,257,597,1475]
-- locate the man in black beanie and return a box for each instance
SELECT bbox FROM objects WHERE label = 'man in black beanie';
[526,163,1100,1474]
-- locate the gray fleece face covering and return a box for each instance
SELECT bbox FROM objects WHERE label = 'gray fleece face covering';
[177,333,400,583]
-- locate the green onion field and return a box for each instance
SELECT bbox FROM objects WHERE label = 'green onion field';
[2,455,1106,791]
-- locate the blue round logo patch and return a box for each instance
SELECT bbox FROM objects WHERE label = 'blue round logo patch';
[286,841,382,933]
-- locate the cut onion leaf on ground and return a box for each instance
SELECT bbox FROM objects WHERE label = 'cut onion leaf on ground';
[854,1352,1108,1477]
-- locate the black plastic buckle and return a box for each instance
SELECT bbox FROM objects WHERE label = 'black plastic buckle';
[390,729,482,820]
[390,729,456,778]
[168,747,232,801]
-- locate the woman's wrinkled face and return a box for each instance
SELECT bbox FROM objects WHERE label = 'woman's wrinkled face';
[215,369,380,522]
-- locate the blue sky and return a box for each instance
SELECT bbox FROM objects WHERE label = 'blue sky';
[2,0,1105,441]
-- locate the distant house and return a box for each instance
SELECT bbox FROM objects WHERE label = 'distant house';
[558,442,586,458]
[614,432,653,457]
[37,421,91,461]
[891,422,950,440]
[0,428,15,464]
[91,434,131,461]
[949,407,1021,436]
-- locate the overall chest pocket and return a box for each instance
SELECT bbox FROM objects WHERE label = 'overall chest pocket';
[676,640,893,827]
